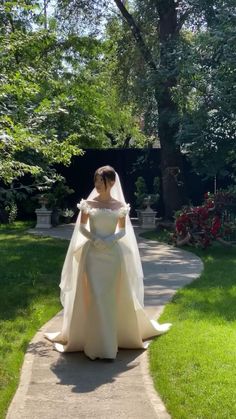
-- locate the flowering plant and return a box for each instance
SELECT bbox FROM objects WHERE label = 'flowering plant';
[61,208,74,218]
[173,188,236,248]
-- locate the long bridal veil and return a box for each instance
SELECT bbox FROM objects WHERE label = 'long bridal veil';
[59,172,144,308]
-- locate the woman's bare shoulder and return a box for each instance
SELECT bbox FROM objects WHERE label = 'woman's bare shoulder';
[85,199,97,204]
[85,198,101,207]
[110,199,125,209]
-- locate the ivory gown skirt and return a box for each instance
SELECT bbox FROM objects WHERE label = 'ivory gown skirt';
[45,202,171,359]
[45,241,171,360]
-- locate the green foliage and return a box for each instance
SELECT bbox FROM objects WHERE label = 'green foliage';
[105,15,160,144]
[174,7,236,178]
[148,241,236,419]
[134,177,148,208]
[1,0,236,219]
[141,229,236,418]
[141,228,172,243]
[0,0,148,221]
[134,175,160,208]
[44,178,75,209]
[58,0,236,178]
[153,176,160,195]
[0,223,67,418]
[0,1,83,210]
[5,202,18,224]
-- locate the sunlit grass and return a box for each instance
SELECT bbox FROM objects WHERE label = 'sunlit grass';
[142,230,236,419]
[0,222,67,419]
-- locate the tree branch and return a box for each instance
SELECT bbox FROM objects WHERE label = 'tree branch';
[113,0,157,72]
[7,13,20,65]
[177,8,192,31]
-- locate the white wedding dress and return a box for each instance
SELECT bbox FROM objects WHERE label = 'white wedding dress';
[45,200,171,360]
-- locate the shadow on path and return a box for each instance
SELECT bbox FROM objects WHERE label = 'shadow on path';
[50,349,144,394]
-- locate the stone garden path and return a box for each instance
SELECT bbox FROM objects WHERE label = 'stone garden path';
[7,225,203,419]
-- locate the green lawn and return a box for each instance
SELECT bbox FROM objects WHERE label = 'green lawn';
[0,222,67,419]
[1,224,236,418]
[142,230,236,419]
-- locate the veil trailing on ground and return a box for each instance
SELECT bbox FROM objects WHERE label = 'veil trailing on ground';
[59,172,144,308]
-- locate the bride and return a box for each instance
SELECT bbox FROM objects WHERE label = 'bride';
[45,165,171,360]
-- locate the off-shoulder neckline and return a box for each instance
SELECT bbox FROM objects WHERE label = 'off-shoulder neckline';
[89,207,125,213]
[82,198,126,211]
[77,199,130,214]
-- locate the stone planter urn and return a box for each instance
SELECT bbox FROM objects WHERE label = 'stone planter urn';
[136,196,157,229]
[35,195,52,229]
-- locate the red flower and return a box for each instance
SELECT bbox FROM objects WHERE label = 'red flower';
[211,215,221,236]
[205,200,215,209]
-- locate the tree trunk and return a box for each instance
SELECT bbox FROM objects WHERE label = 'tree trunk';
[156,0,186,218]
[114,0,187,218]
[156,84,186,218]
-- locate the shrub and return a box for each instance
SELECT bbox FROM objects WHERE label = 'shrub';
[134,176,160,208]
[173,188,236,248]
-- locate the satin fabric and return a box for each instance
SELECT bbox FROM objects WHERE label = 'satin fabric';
[45,203,171,360]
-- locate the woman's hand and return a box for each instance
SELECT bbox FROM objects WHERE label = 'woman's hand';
[93,238,108,250]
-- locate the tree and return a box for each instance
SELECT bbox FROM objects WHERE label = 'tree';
[0,1,83,186]
[55,0,191,217]
[2,1,235,219]
[108,0,188,217]
[172,2,236,185]
[0,0,147,221]
[56,0,236,216]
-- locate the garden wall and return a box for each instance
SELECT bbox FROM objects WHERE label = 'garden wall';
[17,148,233,220]
[55,149,229,218]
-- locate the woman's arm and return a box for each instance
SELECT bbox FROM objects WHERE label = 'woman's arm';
[118,216,125,229]
[79,211,108,250]
[81,211,89,225]
[79,211,95,241]
[77,200,106,249]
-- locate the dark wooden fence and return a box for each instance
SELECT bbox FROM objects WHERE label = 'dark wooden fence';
[55,149,231,218]
[16,148,234,220]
